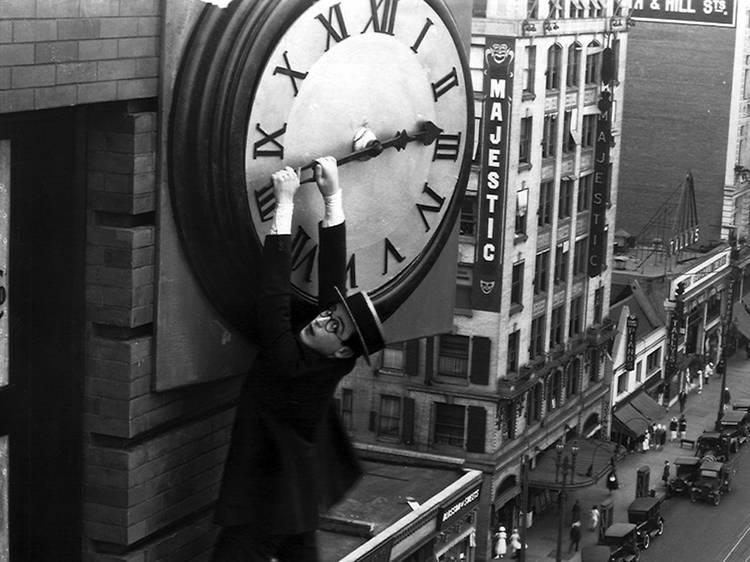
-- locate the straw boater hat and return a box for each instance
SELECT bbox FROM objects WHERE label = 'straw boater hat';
[334,287,385,365]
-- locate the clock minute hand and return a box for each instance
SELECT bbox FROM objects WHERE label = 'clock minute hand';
[298,120,443,184]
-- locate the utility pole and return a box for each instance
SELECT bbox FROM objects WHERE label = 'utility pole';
[715,263,736,430]
[519,454,528,562]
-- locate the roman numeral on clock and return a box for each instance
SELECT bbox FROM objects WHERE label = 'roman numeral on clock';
[431,67,458,101]
[316,3,349,51]
[346,253,358,289]
[291,226,318,282]
[383,238,405,275]
[410,17,434,53]
[273,51,308,96]
[416,183,445,232]
[433,132,461,161]
[362,0,399,35]
[252,123,286,159]
[253,184,276,222]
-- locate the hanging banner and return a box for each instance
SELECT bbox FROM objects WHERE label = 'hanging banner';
[588,89,612,278]
[472,37,514,311]
[625,315,638,371]
[631,0,736,27]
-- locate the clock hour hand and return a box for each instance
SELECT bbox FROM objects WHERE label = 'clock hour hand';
[298,120,443,184]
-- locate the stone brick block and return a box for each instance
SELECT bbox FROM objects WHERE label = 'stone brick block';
[58,18,102,40]
[116,78,158,100]
[79,38,118,60]
[35,84,77,109]
[0,68,9,90]
[100,17,140,38]
[0,88,35,113]
[77,81,118,104]
[134,57,157,78]
[12,20,57,43]
[11,64,55,88]
[35,41,78,63]
[56,61,98,84]
[0,43,34,65]
[0,21,11,43]
[98,59,137,81]
[0,0,36,18]
[37,0,79,17]
[81,0,120,17]
[88,334,152,364]
[137,17,159,36]
[117,37,157,58]
[120,0,159,16]
[87,224,154,248]
[91,191,155,214]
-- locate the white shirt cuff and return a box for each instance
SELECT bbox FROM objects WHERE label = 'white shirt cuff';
[270,202,294,235]
[322,190,345,228]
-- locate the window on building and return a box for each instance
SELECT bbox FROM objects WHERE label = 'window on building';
[378,395,401,437]
[594,286,604,323]
[567,43,581,87]
[341,388,353,429]
[456,264,472,310]
[508,330,520,372]
[578,173,592,212]
[472,0,486,17]
[566,359,579,396]
[548,0,563,19]
[581,114,597,147]
[559,177,573,218]
[382,343,405,371]
[460,194,476,237]
[438,335,469,380]
[530,315,546,357]
[511,261,525,306]
[546,44,562,90]
[534,250,550,294]
[554,243,569,284]
[528,0,539,18]
[434,403,465,447]
[523,46,536,96]
[646,348,662,373]
[589,348,600,381]
[573,238,588,276]
[519,116,533,164]
[589,0,603,17]
[527,383,543,423]
[569,295,583,335]
[538,180,554,226]
[585,41,602,85]
[516,188,529,236]
[542,114,557,158]
[547,370,562,411]
[635,361,643,382]
[562,110,576,154]
[550,305,564,347]
[616,372,627,394]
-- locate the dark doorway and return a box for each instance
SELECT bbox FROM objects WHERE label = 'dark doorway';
[0,107,86,560]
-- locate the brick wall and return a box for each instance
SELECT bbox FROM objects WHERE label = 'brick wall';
[0,0,159,113]
[83,104,239,560]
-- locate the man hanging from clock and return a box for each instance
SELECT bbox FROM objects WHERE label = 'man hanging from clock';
[212,156,387,562]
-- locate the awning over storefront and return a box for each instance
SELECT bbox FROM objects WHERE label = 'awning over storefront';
[733,300,750,340]
[630,392,663,421]
[526,438,618,489]
[612,402,649,438]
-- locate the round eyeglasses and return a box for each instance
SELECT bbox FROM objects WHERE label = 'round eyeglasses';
[319,306,341,335]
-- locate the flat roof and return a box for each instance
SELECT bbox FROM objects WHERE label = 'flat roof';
[318,460,473,561]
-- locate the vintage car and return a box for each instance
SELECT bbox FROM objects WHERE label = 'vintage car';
[732,399,750,412]
[626,496,665,549]
[695,430,733,461]
[582,545,616,562]
[600,523,641,562]
[666,456,702,497]
[719,410,750,447]
[689,459,733,505]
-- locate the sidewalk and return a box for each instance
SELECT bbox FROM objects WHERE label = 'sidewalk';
[516,352,750,561]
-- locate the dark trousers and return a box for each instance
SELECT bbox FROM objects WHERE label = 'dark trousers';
[212,526,318,562]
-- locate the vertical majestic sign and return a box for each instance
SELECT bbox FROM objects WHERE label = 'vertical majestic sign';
[588,91,612,277]
[625,314,638,371]
[473,37,515,311]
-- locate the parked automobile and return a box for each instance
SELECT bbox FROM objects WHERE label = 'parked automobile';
[627,496,665,549]
[582,545,615,562]
[666,456,702,497]
[695,430,733,461]
[718,410,750,447]
[689,458,733,506]
[600,523,641,562]
[732,400,750,412]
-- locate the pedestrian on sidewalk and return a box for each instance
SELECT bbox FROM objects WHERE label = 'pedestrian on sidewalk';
[669,417,678,442]
[569,521,582,552]
[589,505,600,532]
[641,432,650,453]
[494,526,507,559]
[571,499,581,524]
[679,414,687,441]
[662,460,670,487]
[697,370,703,393]
[508,528,522,559]
[679,390,687,413]
[607,468,619,493]
[657,383,665,407]
[724,387,732,411]
[705,361,714,384]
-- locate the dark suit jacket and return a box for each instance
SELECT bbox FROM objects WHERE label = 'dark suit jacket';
[214,222,362,534]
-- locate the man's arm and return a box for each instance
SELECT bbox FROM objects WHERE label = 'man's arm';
[314,157,347,307]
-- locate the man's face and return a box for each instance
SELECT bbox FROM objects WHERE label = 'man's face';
[299,303,356,358]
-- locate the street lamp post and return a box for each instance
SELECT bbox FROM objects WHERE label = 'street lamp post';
[555,443,579,562]
[715,274,735,430]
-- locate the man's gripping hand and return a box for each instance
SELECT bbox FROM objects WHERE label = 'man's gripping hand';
[269,166,300,235]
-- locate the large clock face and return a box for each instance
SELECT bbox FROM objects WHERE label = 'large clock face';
[169,0,472,332]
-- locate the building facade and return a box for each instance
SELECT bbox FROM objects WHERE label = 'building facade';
[341,1,631,559]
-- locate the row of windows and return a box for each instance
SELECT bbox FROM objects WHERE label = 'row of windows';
[473,0,606,20]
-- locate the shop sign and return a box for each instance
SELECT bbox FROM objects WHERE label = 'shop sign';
[625,315,638,371]
[672,248,730,294]
[631,0,736,27]
[473,37,514,312]
[588,89,612,278]
[437,485,481,530]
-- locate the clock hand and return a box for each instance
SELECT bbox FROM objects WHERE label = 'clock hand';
[298,120,443,184]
